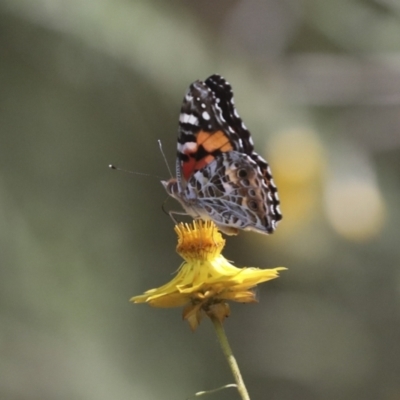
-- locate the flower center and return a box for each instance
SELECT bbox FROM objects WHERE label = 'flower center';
[175,220,225,262]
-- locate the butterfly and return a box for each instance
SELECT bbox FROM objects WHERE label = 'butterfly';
[161,74,282,235]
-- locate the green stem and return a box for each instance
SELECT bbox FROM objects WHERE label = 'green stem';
[210,316,251,400]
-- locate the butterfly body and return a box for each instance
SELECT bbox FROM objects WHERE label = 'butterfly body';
[161,75,282,235]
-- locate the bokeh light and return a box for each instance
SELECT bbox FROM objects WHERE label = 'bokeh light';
[325,176,385,241]
[269,128,325,234]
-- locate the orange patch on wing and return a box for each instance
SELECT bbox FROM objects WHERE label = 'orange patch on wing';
[194,155,215,171]
[181,130,232,181]
[197,130,233,153]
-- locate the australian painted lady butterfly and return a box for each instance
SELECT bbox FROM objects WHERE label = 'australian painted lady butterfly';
[161,74,282,235]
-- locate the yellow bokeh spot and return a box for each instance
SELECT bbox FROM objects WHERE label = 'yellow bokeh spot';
[325,178,386,241]
[269,128,325,184]
[267,128,325,233]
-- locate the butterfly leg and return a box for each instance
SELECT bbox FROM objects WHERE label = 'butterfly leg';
[168,210,190,224]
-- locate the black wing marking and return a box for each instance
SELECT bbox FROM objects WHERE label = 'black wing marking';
[205,74,254,155]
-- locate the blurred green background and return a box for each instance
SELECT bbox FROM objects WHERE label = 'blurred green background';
[1,1,400,399]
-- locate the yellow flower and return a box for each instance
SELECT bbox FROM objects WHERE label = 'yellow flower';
[131,220,286,330]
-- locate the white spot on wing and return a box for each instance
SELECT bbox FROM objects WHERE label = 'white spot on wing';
[201,103,206,109]
[180,113,199,125]
[202,111,210,120]
[181,142,198,153]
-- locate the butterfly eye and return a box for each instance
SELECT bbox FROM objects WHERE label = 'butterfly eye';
[238,169,247,178]
[248,200,258,210]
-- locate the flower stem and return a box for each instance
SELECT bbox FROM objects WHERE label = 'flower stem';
[210,316,251,400]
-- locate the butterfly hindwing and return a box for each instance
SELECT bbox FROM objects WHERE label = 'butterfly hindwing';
[187,151,276,234]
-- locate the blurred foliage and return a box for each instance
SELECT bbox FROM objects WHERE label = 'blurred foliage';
[1,1,400,399]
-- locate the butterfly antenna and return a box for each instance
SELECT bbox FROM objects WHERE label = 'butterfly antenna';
[109,164,162,179]
[158,140,173,178]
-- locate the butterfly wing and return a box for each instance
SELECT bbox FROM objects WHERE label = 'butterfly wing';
[204,74,282,226]
[167,75,282,235]
[187,151,277,234]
